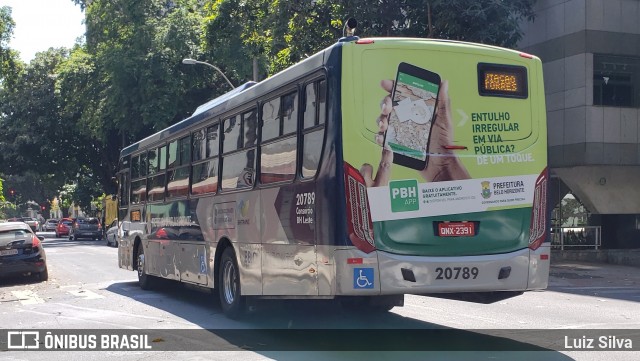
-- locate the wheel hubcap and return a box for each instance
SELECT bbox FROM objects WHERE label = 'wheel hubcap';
[137,253,145,278]
[223,260,237,305]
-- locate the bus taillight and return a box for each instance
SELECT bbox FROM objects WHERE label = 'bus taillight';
[529,168,548,250]
[344,162,376,253]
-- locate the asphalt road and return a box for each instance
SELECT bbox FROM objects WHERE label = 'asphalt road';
[0,234,638,361]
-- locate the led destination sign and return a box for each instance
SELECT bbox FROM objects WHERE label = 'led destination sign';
[478,63,528,98]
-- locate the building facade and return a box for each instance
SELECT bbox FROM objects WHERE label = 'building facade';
[518,0,640,248]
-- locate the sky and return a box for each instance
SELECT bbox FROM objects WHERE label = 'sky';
[2,0,85,62]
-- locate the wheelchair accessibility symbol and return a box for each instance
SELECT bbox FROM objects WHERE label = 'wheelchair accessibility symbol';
[200,255,207,274]
[353,268,374,289]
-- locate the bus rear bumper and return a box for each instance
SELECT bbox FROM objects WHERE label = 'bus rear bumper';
[378,248,549,294]
[335,246,550,295]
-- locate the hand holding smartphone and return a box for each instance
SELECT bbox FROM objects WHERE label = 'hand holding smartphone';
[383,62,441,170]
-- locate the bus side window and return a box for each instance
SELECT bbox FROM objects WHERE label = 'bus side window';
[192,128,206,162]
[118,157,130,207]
[301,79,326,179]
[159,146,167,171]
[281,91,298,135]
[221,150,255,190]
[168,140,178,169]
[166,136,190,198]
[139,152,148,177]
[131,155,140,179]
[223,116,241,153]
[191,159,218,195]
[147,173,166,201]
[191,124,220,196]
[207,124,220,158]
[148,148,158,175]
[303,82,317,129]
[262,98,280,142]
[261,136,296,183]
[243,109,258,148]
[260,90,299,185]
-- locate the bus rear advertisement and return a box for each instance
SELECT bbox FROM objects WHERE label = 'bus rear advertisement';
[116,36,549,319]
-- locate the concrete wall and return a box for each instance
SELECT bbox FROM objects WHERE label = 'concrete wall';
[552,249,640,268]
[518,0,640,216]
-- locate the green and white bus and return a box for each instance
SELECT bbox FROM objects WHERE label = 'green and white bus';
[116,36,550,318]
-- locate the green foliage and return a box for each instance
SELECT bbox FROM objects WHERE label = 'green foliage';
[203,0,535,76]
[1,6,16,80]
[0,49,75,177]
[1,0,536,212]
[72,167,104,214]
[58,183,77,215]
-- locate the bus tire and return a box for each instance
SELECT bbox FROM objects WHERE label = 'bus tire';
[137,242,156,290]
[219,247,245,319]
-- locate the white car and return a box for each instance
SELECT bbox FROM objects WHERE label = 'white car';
[105,219,121,247]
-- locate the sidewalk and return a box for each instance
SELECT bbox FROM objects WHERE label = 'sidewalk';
[549,260,640,289]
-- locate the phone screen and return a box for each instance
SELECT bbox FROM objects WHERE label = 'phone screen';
[385,63,440,169]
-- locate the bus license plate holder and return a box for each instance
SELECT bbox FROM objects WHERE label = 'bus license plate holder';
[438,222,475,237]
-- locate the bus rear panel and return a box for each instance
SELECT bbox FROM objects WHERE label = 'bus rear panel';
[339,38,549,297]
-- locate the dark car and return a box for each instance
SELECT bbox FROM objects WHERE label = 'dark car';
[69,217,103,241]
[55,218,73,238]
[44,219,59,232]
[0,222,48,281]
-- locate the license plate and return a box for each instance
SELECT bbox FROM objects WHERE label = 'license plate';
[0,249,19,256]
[438,222,475,237]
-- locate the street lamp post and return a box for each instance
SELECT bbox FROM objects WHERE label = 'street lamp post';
[182,58,235,90]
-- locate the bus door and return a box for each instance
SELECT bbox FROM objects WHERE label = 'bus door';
[261,183,318,296]
[116,168,132,270]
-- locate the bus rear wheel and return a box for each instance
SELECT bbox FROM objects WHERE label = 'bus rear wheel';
[137,242,156,290]
[219,247,245,319]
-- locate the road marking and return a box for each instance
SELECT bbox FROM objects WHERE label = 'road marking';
[11,290,45,305]
[68,289,105,300]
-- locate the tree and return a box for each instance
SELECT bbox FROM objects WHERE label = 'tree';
[0,6,21,81]
[204,0,536,75]
[0,49,79,178]
[2,0,538,211]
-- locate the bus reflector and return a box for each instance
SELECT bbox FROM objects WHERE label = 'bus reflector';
[540,254,549,260]
[344,162,376,253]
[347,258,363,264]
[154,228,169,239]
[529,168,548,250]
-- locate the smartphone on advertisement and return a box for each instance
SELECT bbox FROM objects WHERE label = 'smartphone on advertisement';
[383,62,441,170]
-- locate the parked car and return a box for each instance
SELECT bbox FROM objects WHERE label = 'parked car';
[55,218,73,238]
[105,219,121,247]
[0,221,48,281]
[69,217,103,241]
[44,219,59,232]
[26,217,40,232]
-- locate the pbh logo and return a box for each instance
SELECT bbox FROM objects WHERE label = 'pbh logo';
[389,179,419,212]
